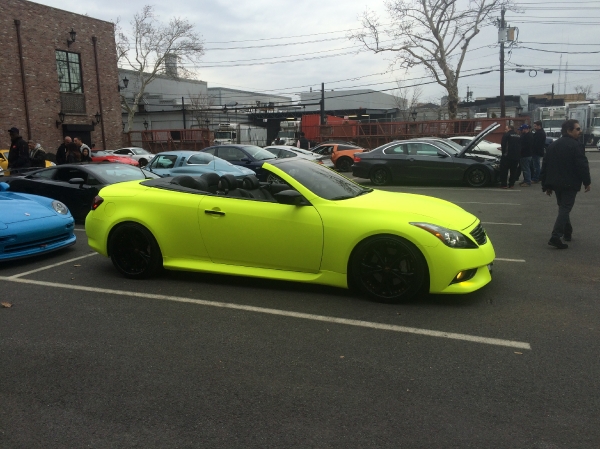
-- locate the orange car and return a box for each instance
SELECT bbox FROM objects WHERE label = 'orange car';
[312,142,367,172]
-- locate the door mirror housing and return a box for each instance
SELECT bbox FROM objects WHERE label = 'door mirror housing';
[240,157,251,163]
[68,177,85,185]
[274,190,310,206]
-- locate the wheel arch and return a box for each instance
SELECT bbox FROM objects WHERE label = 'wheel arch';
[345,232,430,293]
[106,219,162,257]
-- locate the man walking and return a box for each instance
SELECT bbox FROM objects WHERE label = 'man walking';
[519,124,534,186]
[531,120,546,183]
[499,124,521,188]
[7,127,31,174]
[540,119,591,249]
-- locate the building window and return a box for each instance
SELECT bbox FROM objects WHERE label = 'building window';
[55,50,83,93]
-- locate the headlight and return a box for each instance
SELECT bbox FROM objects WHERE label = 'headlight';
[52,200,69,215]
[410,222,477,248]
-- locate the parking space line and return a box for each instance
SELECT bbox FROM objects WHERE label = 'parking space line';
[482,222,522,226]
[74,228,86,232]
[8,253,98,278]
[455,202,521,205]
[495,258,526,262]
[0,276,531,350]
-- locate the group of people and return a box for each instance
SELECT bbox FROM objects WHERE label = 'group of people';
[499,121,546,188]
[55,136,93,164]
[499,119,591,249]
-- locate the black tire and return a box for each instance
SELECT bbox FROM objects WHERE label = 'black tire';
[370,167,391,186]
[350,235,426,303]
[336,157,353,172]
[465,166,490,187]
[109,223,162,279]
[138,158,148,167]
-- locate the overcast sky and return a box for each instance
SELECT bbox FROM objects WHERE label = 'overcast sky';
[33,0,600,105]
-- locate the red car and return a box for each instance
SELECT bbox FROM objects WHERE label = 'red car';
[91,150,139,166]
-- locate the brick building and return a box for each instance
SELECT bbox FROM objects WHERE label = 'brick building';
[1,0,122,153]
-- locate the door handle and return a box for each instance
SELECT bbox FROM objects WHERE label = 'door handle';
[204,210,225,216]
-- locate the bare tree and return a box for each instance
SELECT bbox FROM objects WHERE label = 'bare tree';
[393,82,423,121]
[351,0,512,119]
[188,93,217,128]
[574,84,593,100]
[116,5,204,131]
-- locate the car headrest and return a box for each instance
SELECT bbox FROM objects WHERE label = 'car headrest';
[170,175,208,191]
[219,174,239,191]
[241,175,260,190]
[200,172,221,187]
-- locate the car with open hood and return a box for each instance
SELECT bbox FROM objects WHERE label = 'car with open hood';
[85,158,495,303]
[352,123,501,187]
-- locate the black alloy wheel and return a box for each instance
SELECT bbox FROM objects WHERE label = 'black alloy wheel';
[109,223,163,279]
[465,166,490,187]
[336,157,353,172]
[350,235,426,303]
[370,167,391,186]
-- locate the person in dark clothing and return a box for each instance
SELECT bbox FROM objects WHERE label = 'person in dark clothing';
[28,140,47,168]
[297,132,310,151]
[55,136,72,165]
[65,142,81,163]
[531,120,546,183]
[499,125,521,188]
[80,148,93,162]
[7,127,31,174]
[519,124,534,186]
[540,119,591,249]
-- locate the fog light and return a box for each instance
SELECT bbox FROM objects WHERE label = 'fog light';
[450,268,477,284]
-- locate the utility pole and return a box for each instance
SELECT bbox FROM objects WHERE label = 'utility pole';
[320,83,325,126]
[499,7,506,118]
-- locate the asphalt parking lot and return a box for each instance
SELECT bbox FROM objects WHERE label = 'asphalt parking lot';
[1,151,599,448]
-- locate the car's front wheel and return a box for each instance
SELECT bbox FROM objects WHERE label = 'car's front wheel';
[465,166,490,187]
[350,235,426,303]
[109,223,162,279]
[370,167,391,186]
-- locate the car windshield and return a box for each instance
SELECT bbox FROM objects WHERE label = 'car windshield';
[433,139,462,154]
[92,150,110,156]
[132,148,150,155]
[273,159,370,200]
[241,145,276,161]
[87,164,159,182]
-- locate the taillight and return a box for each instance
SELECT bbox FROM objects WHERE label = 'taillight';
[91,195,104,210]
[354,155,361,163]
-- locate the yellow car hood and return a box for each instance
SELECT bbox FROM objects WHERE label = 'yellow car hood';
[329,189,477,231]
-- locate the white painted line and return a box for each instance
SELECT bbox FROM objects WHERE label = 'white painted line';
[482,222,522,226]
[8,253,98,278]
[495,258,526,263]
[74,228,86,232]
[455,202,520,205]
[0,276,531,350]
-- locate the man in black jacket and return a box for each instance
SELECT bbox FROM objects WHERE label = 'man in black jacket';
[55,136,72,165]
[499,125,521,188]
[519,124,534,186]
[7,127,31,174]
[531,120,546,183]
[540,119,591,249]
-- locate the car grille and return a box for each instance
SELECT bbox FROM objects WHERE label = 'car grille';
[470,223,487,246]
[4,233,72,254]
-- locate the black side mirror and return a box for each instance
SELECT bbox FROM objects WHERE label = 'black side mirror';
[274,190,310,206]
[240,157,251,163]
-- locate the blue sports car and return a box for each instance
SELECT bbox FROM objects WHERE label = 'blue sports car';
[0,182,76,261]
[145,151,256,178]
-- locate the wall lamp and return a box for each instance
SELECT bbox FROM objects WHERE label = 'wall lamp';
[411,109,418,121]
[67,28,76,47]
[94,111,102,124]
[56,111,65,128]
[143,119,149,130]
[118,76,129,92]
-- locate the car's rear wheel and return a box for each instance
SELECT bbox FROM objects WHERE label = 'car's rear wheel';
[138,158,148,167]
[465,166,490,187]
[336,157,353,172]
[109,223,162,279]
[370,167,391,186]
[350,235,426,303]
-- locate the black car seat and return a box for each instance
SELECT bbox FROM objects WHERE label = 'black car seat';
[241,175,275,202]
[219,174,251,198]
[200,172,221,194]
[170,175,208,192]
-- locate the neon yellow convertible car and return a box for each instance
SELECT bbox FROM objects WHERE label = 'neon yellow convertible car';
[85,159,495,303]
